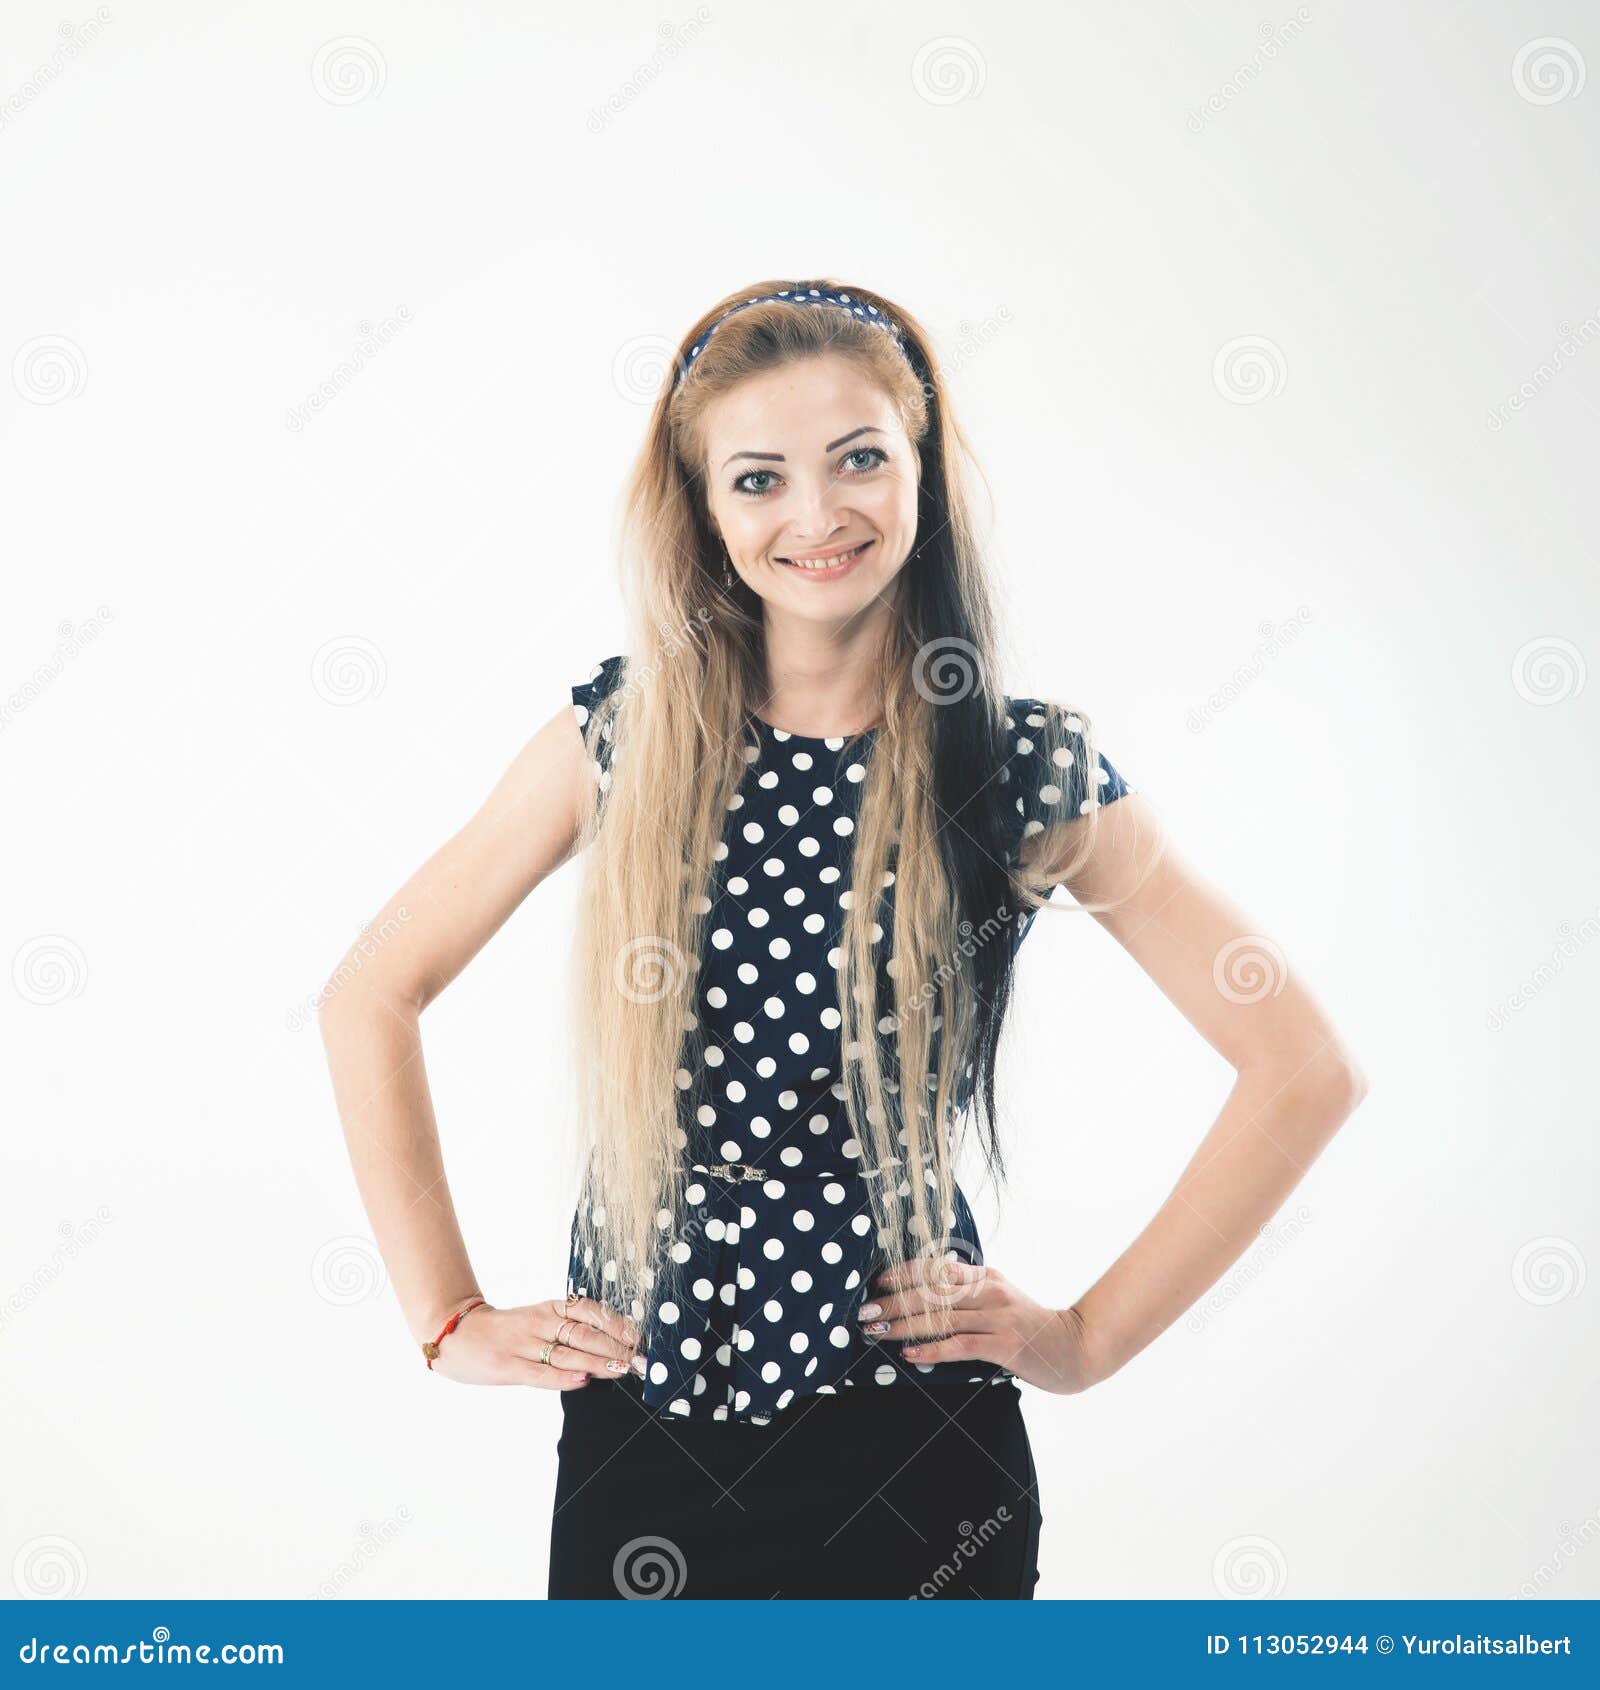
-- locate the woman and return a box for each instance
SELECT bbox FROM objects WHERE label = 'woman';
[317,280,1367,1601]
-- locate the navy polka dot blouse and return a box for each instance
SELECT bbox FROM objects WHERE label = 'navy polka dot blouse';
[565,655,1133,1424]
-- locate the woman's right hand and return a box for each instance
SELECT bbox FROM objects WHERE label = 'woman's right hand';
[430,1296,647,1389]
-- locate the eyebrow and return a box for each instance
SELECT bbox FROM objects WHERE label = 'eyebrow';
[720,425,885,472]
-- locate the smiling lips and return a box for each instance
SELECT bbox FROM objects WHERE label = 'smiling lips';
[775,539,874,576]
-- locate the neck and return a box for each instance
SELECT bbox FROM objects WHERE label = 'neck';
[759,615,887,737]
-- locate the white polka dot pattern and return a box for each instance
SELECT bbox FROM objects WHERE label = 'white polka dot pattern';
[564,657,1132,1425]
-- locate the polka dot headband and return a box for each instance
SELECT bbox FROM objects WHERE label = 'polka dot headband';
[674,286,920,390]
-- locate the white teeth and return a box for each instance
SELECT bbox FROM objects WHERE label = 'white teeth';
[781,542,867,570]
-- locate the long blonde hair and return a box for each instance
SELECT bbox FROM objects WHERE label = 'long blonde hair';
[564,278,1143,1349]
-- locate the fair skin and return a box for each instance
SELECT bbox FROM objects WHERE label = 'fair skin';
[318,349,1367,1395]
[867,816,1367,1391]
[702,353,917,736]
[701,354,1367,1391]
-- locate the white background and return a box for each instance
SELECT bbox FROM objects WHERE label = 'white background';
[2,0,1595,1601]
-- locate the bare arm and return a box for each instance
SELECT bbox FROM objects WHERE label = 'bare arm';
[316,703,611,1361]
[837,793,1369,1391]
[1039,795,1369,1380]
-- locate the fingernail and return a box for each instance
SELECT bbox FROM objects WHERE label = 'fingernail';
[606,1359,627,1372]
[865,1320,889,1335]
[630,1355,647,1375]
[858,1302,882,1319]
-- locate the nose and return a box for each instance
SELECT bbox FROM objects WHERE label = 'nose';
[785,479,849,545]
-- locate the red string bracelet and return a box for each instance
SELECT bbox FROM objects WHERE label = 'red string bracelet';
[422,1298,488,1369]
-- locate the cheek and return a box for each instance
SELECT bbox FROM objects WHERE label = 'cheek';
[707,495,753,540]
[873,469,917,518]
[871,479,918,541]
[720,507,777,552]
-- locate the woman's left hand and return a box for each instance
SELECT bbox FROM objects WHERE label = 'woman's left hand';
[859,1256,1108,1397]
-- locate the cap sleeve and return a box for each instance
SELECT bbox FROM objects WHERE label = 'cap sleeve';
[570,653,626,793]
[1001,694,1133,871]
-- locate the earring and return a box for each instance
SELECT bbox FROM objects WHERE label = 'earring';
[722,551,734,590]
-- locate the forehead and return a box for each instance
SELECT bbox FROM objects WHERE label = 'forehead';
[699,353,901,451]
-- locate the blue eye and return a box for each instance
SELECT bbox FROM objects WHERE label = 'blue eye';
[731,444,889,498]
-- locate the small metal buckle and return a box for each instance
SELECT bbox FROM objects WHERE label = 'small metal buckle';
[708,1162,766,1181]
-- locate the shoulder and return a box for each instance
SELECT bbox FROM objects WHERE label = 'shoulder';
[569,653,628,782]
[998,689,1135,860]
[570,653,627,722]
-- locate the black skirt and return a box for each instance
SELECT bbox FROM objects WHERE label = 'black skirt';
[548,1363,1043,1599]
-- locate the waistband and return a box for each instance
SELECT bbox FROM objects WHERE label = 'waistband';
[675,1160,896,1183]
